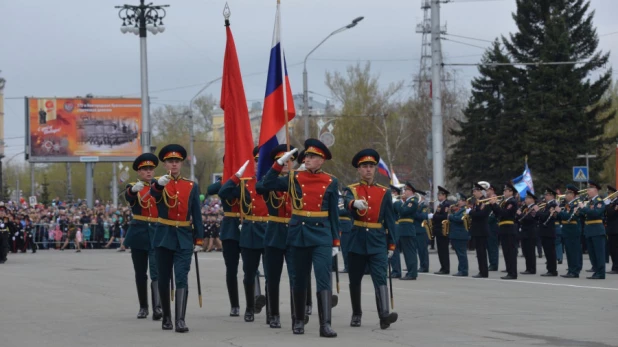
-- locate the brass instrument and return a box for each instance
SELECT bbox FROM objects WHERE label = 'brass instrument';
[557,189,588,203]
[477,195,505,204]
[422,219,434,240]
[441,205,458,236]
[462,212,472,231]
[605,190,618,202]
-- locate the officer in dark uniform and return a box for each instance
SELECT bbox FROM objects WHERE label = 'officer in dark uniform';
[432,186,451,274]
[605,185,618,274]
[414,192,430,272]
[489,183,518,280]
[219,155,269,323]
[518,191,539,275]
[470,183,491,278]
[0,204,10,264]
[123,153,162,320]
[261,139,339,338]
[555,185,582,278]
[536,188,558,277]
[578,181,606,279]
[343,149,398,330]
[388,185,403,278]
[448,193,470,276]
[397,182,419,280]
[484,183,500,271]
[150,144,205,332]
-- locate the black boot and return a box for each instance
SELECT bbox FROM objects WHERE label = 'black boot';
[227,277,240,317]
[265,284,271,325]
[290,288,295,330]
[349,284,362,327]
[174,288,189,333]
[317,290,337,338]
[376,285,398,330]
[159,282,173,330]
[292,289,306,334]
[254,274,266,314]
[244,282,255,322]
[268,283,280,328]
[306,274,313,316]
[151,281,163,321]
[136,279,149,319]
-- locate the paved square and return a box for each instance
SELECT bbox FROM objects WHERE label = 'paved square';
[1,249,616,347]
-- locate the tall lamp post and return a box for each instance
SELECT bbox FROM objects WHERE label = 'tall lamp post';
[116,0,169,154]
[303,16,364,140]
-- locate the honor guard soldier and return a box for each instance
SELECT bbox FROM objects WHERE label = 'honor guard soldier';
[414,191,430,272]
[219,156,269,323]
[489,183,518,280]
[261,139,339,338]
[207,157,242,317]
[518,191,539,275]
[343,149,398,330]
[578,181,606,279]
[296,149,316,317]
[605,185,618,274]
[469,183,491,278]
[388,184,403,279]
[396,182,420,280]
[431,186,452,274]
[0,204,10,264]
[150,144,205,332]
[448,193,470,276]
[124,153,162,320]
[536,188,559,276]
[555,185,583,278]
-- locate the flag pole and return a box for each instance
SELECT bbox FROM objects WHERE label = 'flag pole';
[278,0,292,169]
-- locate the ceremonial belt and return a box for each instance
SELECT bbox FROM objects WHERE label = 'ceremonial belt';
[292,210,329,218]
[398,218,414,223]
[132,215,156,223]
[498,221,514,226]
[585,220,603,225]
[270,216,291,224]
[562,221,578,225]
[157,218,191,228]
[224,212,241,218]
[339,217,351,221]
[555,222,560,225]
[353,221,382,229]
[243,215,268,222]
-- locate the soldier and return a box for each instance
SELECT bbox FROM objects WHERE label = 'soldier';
[397,182,420,280]
[150,144,205,332]
[489,183,518,280]
[606,185,618,274]
[0,204,9,264]
[555,185,582,278]
[414,191,430,273]
[261,139,339,338]
[480,182,500,271]
[470,183,491,278]
[388,185,403,279]
[517,191,539,275]
[578,181,606,279]
[535,188,558,277]
[343,149,398,330]
[431,186,452,274]
[448,193,470,276]
[123,153,162,320]
[219,156,269,323]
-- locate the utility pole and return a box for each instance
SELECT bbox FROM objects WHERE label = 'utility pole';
[30,163,35,197]
[66,162,73,203]
[577,153,597,189]
[112,163,118,207]
[431,0,444,202]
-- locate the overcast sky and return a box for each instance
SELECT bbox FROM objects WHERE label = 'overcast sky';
[1,0,617,162]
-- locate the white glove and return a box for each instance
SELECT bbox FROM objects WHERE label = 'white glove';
[428,213,434,219]
[353,199,368,210]
[604,198,610,205]
[332,247,339,257]
[276,148,299,165]
[235,160,250,178]
[131,181,144,193]
[12,237,15,241]
[193,245,203,252]
[388,250,394,259]
[466,208,471,214]
[157,175,171,186]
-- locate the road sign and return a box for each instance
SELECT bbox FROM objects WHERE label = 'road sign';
[573,166,588,182]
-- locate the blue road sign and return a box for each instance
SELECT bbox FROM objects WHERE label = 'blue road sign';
[573,166,588,182]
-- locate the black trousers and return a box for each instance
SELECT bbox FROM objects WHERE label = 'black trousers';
[541,236,557,274]
[131,249,150,286]
[500,233,518,278]
[473,236,488,277]
[436,235,450,273]
[608,234,618,272]
[0,232,8,261]
[241,248,263,286]
[521,237,537,273]
[222,240,241,284]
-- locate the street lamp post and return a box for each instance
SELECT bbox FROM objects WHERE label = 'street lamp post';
[302,17,364,140]
[116,0,169,154]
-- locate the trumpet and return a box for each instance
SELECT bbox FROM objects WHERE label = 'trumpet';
[605,190,618,203]
[476,195,504,204]
[557,189,588,201]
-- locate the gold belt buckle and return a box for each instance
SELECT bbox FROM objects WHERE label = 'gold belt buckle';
[306,212,311,217]
[175,221,180,228]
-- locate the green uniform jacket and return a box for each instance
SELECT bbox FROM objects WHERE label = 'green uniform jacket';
[151,176,204,250]
[448,207,470,241]
[208,180,241,242]
[256,180,290,250]
[557,200,581,238]
[339,197,353,234]
[261,163,340,248]
[397,196,418,237]
[414,202,429,235]
[578,196,606,237]
[123,181,158,250]
[393,200,403,220]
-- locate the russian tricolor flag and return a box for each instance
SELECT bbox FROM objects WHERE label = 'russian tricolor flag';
[256,1,296,179]
[377,158,392,180]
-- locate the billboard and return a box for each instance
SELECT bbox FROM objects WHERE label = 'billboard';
[26,97,142,162]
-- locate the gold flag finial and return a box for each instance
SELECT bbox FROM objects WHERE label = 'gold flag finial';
[223,2,231,19]
[525,155,528,163]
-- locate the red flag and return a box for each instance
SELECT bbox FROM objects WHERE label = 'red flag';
[220,21,255,179]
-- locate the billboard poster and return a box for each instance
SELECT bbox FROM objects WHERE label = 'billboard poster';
[26,97,142,162]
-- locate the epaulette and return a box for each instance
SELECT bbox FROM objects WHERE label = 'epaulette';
[347,183,360,188]
[322,171,337,179]
[376,183,389,190]
[180,177,194,182]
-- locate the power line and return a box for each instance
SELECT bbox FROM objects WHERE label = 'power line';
[444,60,591,67]
[442,38,488,50]
[600,31,618,37]
[308,58,420,62]
[444,33,494,43]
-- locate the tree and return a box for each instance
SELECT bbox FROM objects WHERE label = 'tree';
[600,82,618,183]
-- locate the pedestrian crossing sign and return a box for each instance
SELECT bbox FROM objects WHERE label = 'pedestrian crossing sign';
[572,166,588,182]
